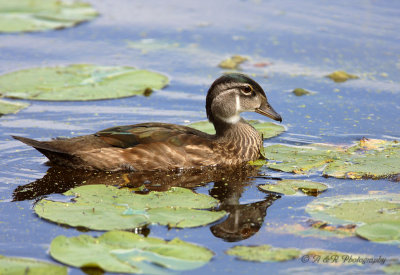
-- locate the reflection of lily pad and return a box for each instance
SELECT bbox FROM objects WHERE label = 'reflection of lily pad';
[0,99,29,115]
[50,231,213,274]
[187,120,285,139]
[219,55,248,69]
[0,0,98,33]
[0,255,67,275]
[34,185,226,230]
[306,194,400,243]
[263,138,400,179]
[326,71,359,82]
[259,180,327,196]
[0,64,169,101]
[226,245,301,262]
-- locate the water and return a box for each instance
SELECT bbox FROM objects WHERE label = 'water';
[1,0,400,274]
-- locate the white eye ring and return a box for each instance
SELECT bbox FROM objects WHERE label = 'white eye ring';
[242,85,252,95]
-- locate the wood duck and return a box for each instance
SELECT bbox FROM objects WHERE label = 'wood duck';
[13,73,282,171]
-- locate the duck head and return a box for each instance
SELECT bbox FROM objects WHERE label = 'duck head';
[206,73,282,125]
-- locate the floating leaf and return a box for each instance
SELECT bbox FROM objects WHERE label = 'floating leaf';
[0,255,67,275]
[187,120,285,139]
[306,194,400,243]
[262,139,400,179]
[0,0,98,33]
[226,245,301,262]
[292,88,311,96]
[218,55,248,69]
[0,99,29,115]
[34,185,226,230]
[50,231,213,274]
[0,64,169,101]
[326,71,359,82]
[259,180,328,196]
[356,221,400,244]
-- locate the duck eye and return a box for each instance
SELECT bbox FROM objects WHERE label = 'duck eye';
[242,86,252,95]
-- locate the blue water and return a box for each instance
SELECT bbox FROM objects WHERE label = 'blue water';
[1,0,400,274]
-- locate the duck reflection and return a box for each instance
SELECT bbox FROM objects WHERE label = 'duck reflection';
[13,164,281,242]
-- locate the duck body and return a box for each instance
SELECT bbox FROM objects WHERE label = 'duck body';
[13,73,282,172]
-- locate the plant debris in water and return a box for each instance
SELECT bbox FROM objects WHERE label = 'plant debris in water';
[259,180,328,196]
[292,88,311,96]
[306,194,400,244]
[50,231,214,274]
[34,185,226,230]
[0,0,98,33]
[326,71,359,82]
[0,255,67,275]
[0,99,29,115]
[262,138,400,179]
[0,64,169,101]
[218,55,248,69]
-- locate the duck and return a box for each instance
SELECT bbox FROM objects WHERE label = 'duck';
[13,73,282,172]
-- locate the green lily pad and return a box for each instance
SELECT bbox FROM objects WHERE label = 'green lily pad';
[0,0,98,33]
[34,185,226,230]
[0,99,29,115]
[50,231,214,274]
[263,138,400,179]
[383,263,400,274]
[356,221,400,244]
[226,245,301,262]
[292,88,311,96]
[259,180,328,196]
[0,64,169,101]
[218,55,248,69]
[0,255,67,275]
[187,120,285,139]
[326,71,359,82]
[306,194,400,243]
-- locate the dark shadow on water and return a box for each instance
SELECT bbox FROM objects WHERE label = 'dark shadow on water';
[13,164,282,242]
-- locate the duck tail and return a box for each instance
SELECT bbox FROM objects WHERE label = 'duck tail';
[12,135,82,167]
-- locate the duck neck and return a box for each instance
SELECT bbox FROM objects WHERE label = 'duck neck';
[213,118,260,142]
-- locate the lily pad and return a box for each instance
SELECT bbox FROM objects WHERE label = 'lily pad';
[0,64,169,101]
[306,194,400,243]
[218,55,248,69]
[326,71,359,82]
[259,179,328,196]
[0,255,67,275]
[263,138,400,179]
[0,0,98,33]
[187,120,285,139]
[226,245,301,262]
[0,99,29,115]
[50,231,214,274]
[34,185,226,230]
[292,88,311,96]
[356,221,400,243]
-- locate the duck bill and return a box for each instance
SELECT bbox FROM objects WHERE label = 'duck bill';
[255,102,282,122]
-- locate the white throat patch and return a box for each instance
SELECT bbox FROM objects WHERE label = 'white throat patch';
[217,94,241,124]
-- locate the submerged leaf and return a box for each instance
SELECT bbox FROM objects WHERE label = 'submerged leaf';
[187,120,285,139]
[262,139,400,179]
[226,245,301,262]
[218,55,248,69]
[50,231,213,274]
[0,255,67,275]
[0,64,169,101]
[0,0,98,33]
[259,180,328,196]
[326,71,359,82]
[34,185,226,230]
[0,99,29,115]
